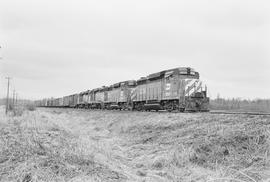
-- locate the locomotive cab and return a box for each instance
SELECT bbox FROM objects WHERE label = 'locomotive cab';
[162,67,209,112]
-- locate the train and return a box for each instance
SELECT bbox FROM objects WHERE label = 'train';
[35,67,209,112]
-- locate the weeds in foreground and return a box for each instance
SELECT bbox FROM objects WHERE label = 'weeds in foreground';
[0,114,126,182]
[120,113,270,181]
[1,109,270,182]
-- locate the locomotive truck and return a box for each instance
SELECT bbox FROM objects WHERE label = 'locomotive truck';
[36,67,209,112]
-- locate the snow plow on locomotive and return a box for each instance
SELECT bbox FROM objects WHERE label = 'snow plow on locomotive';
[36,67,209,112]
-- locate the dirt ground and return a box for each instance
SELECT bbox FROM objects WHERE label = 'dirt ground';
[0,107,270,182]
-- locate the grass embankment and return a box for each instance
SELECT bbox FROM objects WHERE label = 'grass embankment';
[0,107,126,182]
[0,107,270,181]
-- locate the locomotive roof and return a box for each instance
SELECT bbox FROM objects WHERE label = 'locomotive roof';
[91,88,99,92]
[113,82,120,88]
[98,86,108,91]
[120,80,136,85]
[111,80,136,87]
[144,67,198,81]
[147,71,165,80]
[137,77,147,81]
[164,67,195,72]
[79,90,88,95]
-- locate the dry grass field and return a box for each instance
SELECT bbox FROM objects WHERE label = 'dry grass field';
[0,106,270,182]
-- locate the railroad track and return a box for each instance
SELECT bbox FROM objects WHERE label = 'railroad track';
[209,110,270,116]
[41,107,270,116]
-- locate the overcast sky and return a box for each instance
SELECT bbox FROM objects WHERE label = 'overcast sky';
[0,0,269,100]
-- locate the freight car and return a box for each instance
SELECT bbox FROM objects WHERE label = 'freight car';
[37,67,209,112]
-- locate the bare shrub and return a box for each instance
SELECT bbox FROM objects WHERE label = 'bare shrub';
[10,106,25,117]
[25,103,36,111]
[9,103,36,116]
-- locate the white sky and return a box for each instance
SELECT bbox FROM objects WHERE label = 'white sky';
[0,0,269,100]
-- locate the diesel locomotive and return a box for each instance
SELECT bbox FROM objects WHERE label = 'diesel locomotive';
[35,67,209,112]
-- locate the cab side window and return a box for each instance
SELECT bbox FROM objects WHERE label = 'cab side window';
[166,75,173,82]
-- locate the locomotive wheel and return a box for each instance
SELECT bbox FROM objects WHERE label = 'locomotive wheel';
[179,108,185,112]
[134,104,139,111]
[139,105,144,111]
[164,102,173,112]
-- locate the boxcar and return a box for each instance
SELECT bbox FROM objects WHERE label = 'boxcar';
[68,94,79,108]
[52,98,57,107]
[83,91,90,106]
[54,97,63,107]
[39,99,47,107]
[59,97,64,107]
[63,96,69,107]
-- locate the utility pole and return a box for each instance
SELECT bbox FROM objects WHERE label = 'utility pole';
[0,45,2,59]
[5,77,11,114]
[12,89,16,107]
[16,93,18,105]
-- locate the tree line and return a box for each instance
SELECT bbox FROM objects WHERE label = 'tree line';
[210,97,270,112]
